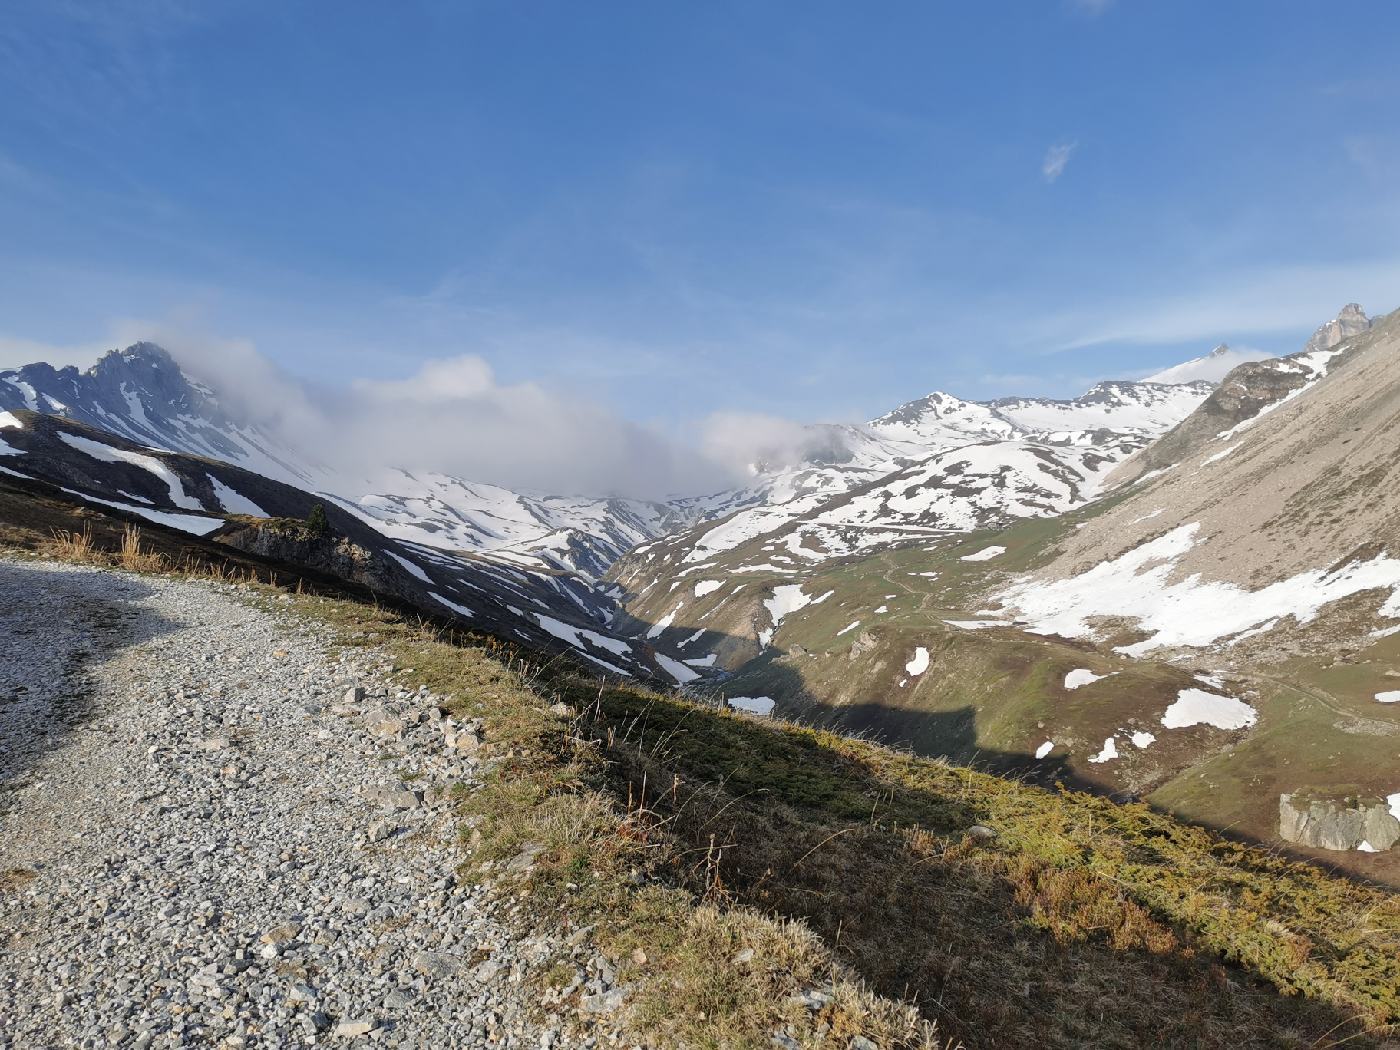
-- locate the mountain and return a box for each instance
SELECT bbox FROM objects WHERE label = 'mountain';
[608,375,1213,638]
[0,343,706,580]
[1142,343,1276,385]
[604,302,1399,879]
[0,407,690,678]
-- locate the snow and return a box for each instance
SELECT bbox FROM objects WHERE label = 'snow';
[961,546,1006,562]
[1064,668,1106,690]
[1130,731,1156,748]
[57,487,222,535]
[0,411,22,429]
[763,584,815,634]
[1088,737,1119,763]
[679,629,705,647]
[1160,688,1257,730]
[1035,741,1054,759]
[728,696,775,716]
[56,433,205,511]
[1201,444,1239,466]
[430,592,474,618]
[534,614,633,658]
[646,607,678,640]
[943,619,1003,630]
[205,475,267,516]
[0,435,21,457]
[386,551,433,583]
[1389,793,1400,822]
[1003,522,1400,657]
[1374,691,1400,704]
[836,620,862,636]
[693,579,722,597]
[873,605,888,614]
[905,647,930,675]
[684,653,717,668]
[655,653,700,685]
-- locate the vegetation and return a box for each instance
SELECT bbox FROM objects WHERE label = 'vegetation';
[304,501,331,538]
[7,484,1399,1048]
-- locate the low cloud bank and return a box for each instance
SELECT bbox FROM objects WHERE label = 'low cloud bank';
[147,328,747,500]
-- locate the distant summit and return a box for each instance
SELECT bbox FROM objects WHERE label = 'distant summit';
[1143,343,1275,385]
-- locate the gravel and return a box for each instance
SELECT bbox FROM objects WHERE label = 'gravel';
[0,558,594,1048]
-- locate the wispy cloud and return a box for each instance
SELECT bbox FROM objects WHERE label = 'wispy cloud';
[1042,141,1077,182]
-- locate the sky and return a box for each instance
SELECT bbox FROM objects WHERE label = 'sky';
[3,1,1400,494]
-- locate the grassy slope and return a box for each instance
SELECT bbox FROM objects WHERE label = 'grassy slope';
[616,490,1400,884]
[7,489,1398,1047]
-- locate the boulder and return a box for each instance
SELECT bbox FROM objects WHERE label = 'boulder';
[1278,793,1399,851]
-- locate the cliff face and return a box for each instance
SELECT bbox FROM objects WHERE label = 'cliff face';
[218,524,426,606]
[1279,793,1400,852]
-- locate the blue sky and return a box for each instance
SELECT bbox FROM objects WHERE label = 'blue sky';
[4,0,1400,434]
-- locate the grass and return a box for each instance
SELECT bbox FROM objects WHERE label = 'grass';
[8,488,1399,1048]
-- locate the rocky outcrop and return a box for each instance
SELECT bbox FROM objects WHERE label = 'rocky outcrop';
[1301,303,1370,356]
[1278,793,1399,851]
[220,524,426,606]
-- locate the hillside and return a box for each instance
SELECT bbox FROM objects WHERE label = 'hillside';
[2,524,1394,1048]
[599,305,1400,882]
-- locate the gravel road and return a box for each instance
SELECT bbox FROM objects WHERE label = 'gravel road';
[0,558,582,1048]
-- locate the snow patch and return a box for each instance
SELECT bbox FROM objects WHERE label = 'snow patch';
[1064,668,1106,690]
[1374,691,1400,704]
[693,579,722,597]
[386,551,433,583]
[1130,731,1156,748]
[56,433,205,511]
[1035,741,1054,759]
[961,545,1006,562]
[905,647,930,676]
[1161,688,1256,730]
[1088,737,1119,763]
[655,653,700,685]
[728,696,775,716]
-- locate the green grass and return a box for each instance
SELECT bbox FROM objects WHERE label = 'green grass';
[9,491,1400,1048]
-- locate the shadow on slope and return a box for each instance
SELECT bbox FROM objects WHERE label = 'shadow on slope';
[568,675,1399,1048]
[0,561,180,805]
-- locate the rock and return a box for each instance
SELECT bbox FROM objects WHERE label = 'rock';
[344,686,366,704]
[334,1019,376,1037]
[368,716,408,741]
[578,987,625,1015]
[548,703,574,717]
[966,824,998,841]
[365,784,421,811]
[194,735,231,752]
[366,819,399,843]
[731,948,754,965]
[1302,303,1371,356]
[1279,793,1400,851]
[411,950,464,978]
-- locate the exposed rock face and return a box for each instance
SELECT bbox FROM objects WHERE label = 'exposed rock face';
[1278,793,1399,851]
[1115,359,1313,480]
[220,524,425,606]
[1302,303,1371,356]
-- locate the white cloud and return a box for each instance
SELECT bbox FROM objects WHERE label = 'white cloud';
[108,320,738,500]
[698,411,836,475]
[1042,142,1077,183]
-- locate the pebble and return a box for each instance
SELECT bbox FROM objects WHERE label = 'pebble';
[0,558,590,1048]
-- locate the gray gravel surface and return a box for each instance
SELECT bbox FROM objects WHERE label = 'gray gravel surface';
[0,558,590,1049]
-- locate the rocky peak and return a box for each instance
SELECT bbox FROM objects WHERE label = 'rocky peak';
[1302,303,1371,356]
[1208,343,1230,358]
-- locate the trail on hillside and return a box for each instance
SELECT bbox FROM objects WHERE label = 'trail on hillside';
[0,559,568,1048]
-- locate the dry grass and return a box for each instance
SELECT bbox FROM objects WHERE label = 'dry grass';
[10,490,1399,1048]
[118,525,168,572]
[46,524,99,563]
